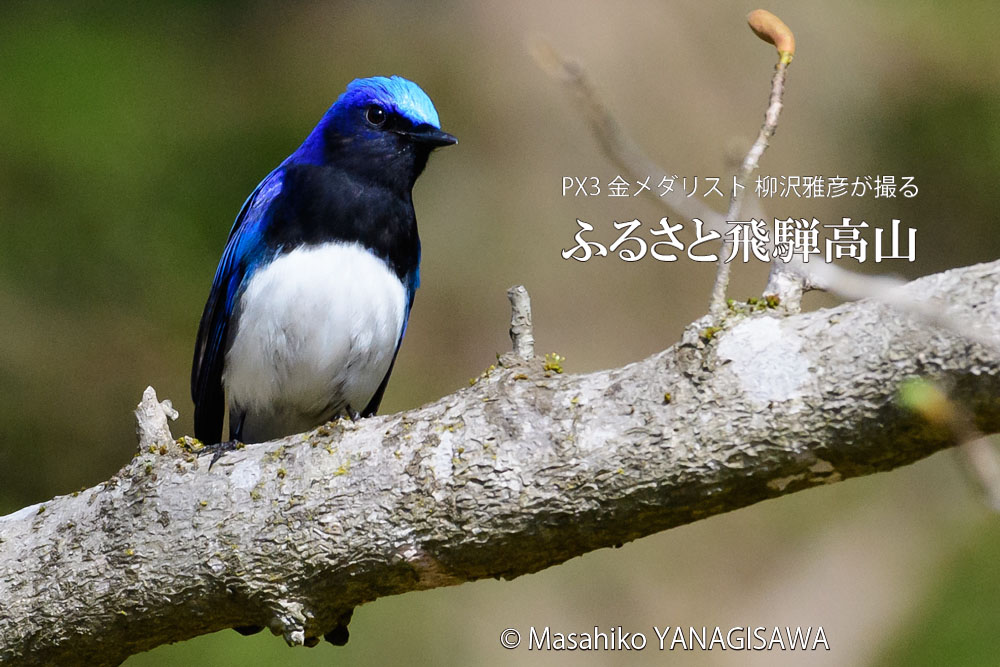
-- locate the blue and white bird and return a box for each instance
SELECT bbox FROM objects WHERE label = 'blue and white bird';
[192,75,456,448]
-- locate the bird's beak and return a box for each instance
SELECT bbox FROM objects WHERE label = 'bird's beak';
[401,124,458,147]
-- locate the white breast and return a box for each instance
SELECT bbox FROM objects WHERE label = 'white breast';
[223,242,407,442]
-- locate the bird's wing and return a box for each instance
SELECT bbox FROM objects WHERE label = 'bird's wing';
[191,168,285,444]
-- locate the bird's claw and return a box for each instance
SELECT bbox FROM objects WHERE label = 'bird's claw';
[197,439,245,468]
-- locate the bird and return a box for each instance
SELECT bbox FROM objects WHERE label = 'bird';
[191,75,456,453]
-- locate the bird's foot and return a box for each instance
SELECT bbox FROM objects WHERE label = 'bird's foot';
[197,439,245,468]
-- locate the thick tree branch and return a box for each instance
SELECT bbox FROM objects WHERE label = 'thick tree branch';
[2,260,1000,665]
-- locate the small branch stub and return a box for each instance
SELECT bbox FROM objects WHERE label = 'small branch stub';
[134,385,178,452]
[507,285,535,360]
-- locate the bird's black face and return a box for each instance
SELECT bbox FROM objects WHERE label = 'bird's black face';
[324,102,456,189]
[359,102,457,147]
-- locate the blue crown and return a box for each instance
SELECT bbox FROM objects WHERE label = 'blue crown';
[339,75,442,128]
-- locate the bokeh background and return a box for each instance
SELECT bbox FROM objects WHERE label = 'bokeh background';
[2,1,999,665]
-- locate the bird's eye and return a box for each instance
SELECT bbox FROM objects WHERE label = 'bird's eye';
[365,105,387,127]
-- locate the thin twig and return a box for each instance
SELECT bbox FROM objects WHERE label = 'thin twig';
[900,379,1000,512]
[710,57,790,317]
[529,36,718,227]
[958,436,1000,511]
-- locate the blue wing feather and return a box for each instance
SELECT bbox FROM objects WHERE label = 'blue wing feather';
[191,168,285,443]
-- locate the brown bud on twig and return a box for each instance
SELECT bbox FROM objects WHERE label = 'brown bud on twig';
[747,9,796,62]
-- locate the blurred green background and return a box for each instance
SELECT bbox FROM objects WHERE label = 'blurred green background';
[2,1,999,665]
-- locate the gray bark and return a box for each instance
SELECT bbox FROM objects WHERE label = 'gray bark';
[2,260,999,666]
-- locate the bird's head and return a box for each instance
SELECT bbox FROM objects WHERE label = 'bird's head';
[292,75,457,188]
